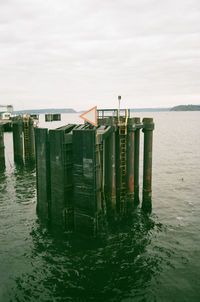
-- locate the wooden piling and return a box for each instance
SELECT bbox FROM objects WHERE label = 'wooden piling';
[142,118,154,212]
[98,117,117,214]
[104,121,116,215]
[35,128,51,223]
[12,119,24,165]
[23,117,35,163]
[134,118,141,205]
[127,118,136,208]
[49,125,75,230]
[0,126,5,170]
[73,126,102,236]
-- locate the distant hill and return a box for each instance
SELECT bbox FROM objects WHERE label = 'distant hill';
[13,107,172,115]
[14,105,198,114]
[170,105,200,111]
[130,107,171,112]
[13,108,76,114]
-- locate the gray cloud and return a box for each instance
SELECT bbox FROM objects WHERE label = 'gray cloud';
[0,0,200,110]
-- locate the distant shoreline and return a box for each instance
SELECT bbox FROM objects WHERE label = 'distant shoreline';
[170,105,200,111]
[13,107,171,114]
[13,104,200,114]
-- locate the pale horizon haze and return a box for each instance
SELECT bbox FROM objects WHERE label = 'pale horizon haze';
[0,0,200,111]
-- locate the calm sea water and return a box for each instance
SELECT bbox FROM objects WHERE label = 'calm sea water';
[0,112,200,301]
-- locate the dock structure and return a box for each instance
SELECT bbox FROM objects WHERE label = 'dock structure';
[0,112,37,169]
[35,109,154,235]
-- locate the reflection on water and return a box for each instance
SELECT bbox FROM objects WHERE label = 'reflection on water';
[13,165,36,204]
[9,210,172,302]
[1,152,175,302]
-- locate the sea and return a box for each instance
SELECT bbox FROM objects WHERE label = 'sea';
[0,111,200,302]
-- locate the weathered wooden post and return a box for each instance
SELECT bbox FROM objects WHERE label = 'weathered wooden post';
[97,115,117,217]
[126,118,136,208]
[104,119,116,215]
[0,126,5,170]
[134,117,141,205]
[12,119,24,165]
[24,116,35,163]
[73,126,102,236]
[28,118,35,161]
[142,118,154,212]
[49,125,75,231]
[35,128,51,223]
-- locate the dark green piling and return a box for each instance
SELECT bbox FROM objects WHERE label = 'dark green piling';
[105,130,116,214]
[0,126,5,170]
[73,126,102,236]
[127,118,136,208]
[28,118,35,160]
[134,117,141,206]
[12,120,24,165]
[49,125,75,230]
[24,117,35,164]
[35,128,51,223]
[142,118,154,212]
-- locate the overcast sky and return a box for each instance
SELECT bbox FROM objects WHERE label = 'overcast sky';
[0,0,200,110]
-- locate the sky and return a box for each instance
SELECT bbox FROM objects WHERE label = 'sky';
[0,0,200,111]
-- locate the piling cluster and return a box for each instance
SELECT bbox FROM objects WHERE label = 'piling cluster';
[35,110,154,236]
[0,115,36,170]
[12,116,35,165]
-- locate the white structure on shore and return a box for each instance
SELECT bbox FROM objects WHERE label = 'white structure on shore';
[0,105,13,120]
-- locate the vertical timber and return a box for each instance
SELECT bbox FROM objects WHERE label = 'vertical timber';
[0,126,5,170]
[49,126,74,231]
[142,118,154,212]
[134,118,141,206]
[73,127,102,236]
[12,119,24,165]
[23,117,35,164]
[105,127,116,215]
[35,128,51,223]
[127,118,136,209]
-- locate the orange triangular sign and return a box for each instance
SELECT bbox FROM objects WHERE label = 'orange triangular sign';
[79,106,97,127]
